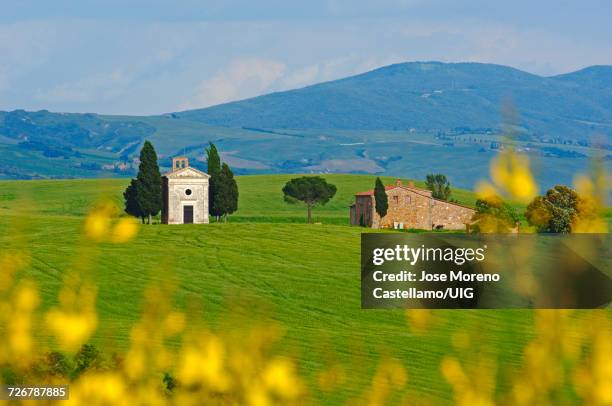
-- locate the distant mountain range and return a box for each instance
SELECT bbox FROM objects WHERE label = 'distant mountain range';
[177,62,612,140]
[0,61,610,185]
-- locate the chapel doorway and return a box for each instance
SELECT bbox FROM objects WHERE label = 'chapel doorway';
[183,205,194,224]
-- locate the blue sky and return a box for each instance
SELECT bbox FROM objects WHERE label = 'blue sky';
[1,0,610,115]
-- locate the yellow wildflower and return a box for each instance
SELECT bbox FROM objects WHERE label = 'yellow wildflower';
[83,200,120,241]
[84,211,111,241]
[111,217,139,243]
[68,372,129,406]
[263,357,303,399]
[406,309,432,335]
[8,281,39,364]
[177,336,230,391]
[572,168,608,233]
[46,309,98,353]
[163,311,186,336]
[45,282,98,353]
[489,149,537,203]
[318,364,345,392]
[475,181,498,201]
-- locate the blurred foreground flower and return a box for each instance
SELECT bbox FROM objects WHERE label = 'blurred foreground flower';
[111,217,139,243]
[177,335,230,391]
[6,281,39,369]
[477,148,537,204]
[511,310,612,405]
[318,364,346,392]
[572,311,612,405]
[84,200,139,243]
[84,203,114,241]
[46,280,98,353]
[263,357,304,399]
[361,358,408,405]
[572,159,609,233]
[470,195,520,233]
[67,372,130,406]
[472,147,537,233]
[441,355,496,406]
[406,309,432,335]
[0,252,29,292]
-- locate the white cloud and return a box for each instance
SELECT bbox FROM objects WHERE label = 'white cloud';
[0,67,9,92]
[276,58,353,90]
[179,54,410,110]
[0,20,63,102]
[179,58,286,110]
[34,70,132,104]
[0,14,610,114]
[278,54,405,90]
[325,0,425,15]
[280,64,321,89]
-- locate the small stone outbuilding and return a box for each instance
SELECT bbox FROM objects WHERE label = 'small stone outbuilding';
[350,179,475,230]
[162,157,210,224]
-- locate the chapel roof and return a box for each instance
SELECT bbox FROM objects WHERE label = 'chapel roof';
[164,156,210,179]
[164,166,210,179]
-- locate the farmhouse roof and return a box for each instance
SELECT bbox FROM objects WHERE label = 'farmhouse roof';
[354,179,474,211]
[355,179,428,196]
[355,185,396,196]
[432,198,475,211]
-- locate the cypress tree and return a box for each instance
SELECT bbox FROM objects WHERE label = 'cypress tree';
[206,143,222,221]
[123,178,145,223]
[206,142,221,177]
[216,163,238,222]
[374,177,388,219]
[135,141,162,224]
[226,164,238,217]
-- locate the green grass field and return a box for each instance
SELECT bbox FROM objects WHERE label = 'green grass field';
[0,174,479,222]
[0,174,603,403]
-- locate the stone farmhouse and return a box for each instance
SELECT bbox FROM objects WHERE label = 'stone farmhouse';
[349,179,475,230]
[162,157,210,224]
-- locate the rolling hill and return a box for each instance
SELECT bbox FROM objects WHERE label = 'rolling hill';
[0,174,543,403]
[0,174,479,223]
[1,174,608,403]
[0,62,610,188]
[177,62,612,139]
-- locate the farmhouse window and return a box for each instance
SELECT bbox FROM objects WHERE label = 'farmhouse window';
[393,196,399,204]
[405,196,411,204]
